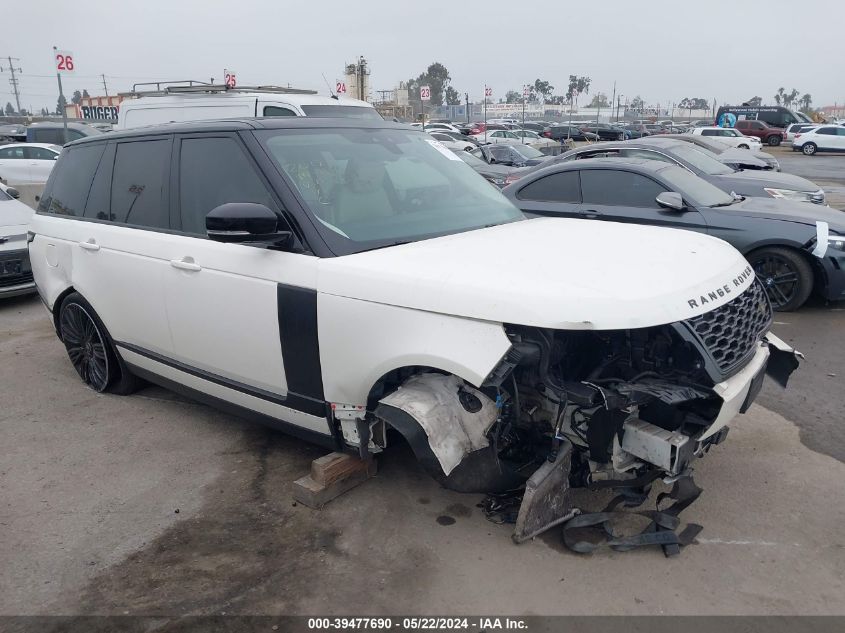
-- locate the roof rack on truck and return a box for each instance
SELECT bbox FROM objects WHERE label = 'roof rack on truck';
[119,80,318,98]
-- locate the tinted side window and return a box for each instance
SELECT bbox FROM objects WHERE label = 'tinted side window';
[30,129,66,144]
[580,170,665,208]
[110,140,171,228]
[701,129,717,136]
[0,146,24,159]
[517,171,580,203]
[817,128,836,135]
[84,143,116,220]
[25,147,58,160]
[37,144,106,216]
[178,137,275,235]
[263,106,297,117]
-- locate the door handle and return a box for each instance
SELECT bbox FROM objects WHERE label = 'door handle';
[582,210,602,219]
[170,257,201,272]
[77,239,100,251]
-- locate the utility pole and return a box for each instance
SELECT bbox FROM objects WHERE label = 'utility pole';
[610,81,616,124]
[52,47,68,143]
[464,92,469,123]
[101,73,109,97]
[0,56,23,114]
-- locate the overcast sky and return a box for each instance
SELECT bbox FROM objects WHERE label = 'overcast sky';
[3,0,843,113]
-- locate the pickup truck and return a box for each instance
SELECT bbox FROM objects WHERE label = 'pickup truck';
[735,120,786,146]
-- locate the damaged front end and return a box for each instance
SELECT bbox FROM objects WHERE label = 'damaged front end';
[377,279,801,545]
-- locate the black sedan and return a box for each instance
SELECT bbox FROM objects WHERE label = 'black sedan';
[579,123,628,141]
[544,125,599,142]
[470,143,553,168]
[545,138,825,205]
[502,157,845,310]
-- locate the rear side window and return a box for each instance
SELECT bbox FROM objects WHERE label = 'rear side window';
[580,170,665,208]
[817,128,836,135]
[701,129,717,136]
[37,144,106,216]
[0,146,24,159]
[178,137,275,235]
[110,140,171,229]
[25,147,58,160]
[517,171,580,203]
[263,106,297,117]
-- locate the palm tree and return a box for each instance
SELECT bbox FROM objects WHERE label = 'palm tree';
[799,93,812,112]
[774,87,786,105]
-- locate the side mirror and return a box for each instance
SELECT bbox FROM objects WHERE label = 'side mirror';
[656,191,686,211]
[6,187,20,199]
[206,203,292,246]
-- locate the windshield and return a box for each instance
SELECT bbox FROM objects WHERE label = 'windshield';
[668,143,734,175]
[455,151,488,168]
[792,110,813,123]
[300,105,383,120]
[513,145,544,159]
[256,127,524,254]
[659,165,734,208]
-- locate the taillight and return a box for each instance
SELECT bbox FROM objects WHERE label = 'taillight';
[543,131,551,138]
[794,134,801,139]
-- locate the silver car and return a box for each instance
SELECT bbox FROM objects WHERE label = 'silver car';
[0,183,35,298]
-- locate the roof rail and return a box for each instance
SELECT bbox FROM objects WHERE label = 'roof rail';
[119,80,319,98]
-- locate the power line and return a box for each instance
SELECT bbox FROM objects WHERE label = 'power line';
[0,56,23,113]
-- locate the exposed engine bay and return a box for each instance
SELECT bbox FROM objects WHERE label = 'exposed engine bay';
[374,282,800,551]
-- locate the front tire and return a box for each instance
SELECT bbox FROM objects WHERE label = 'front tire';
[59,293,141,394]
[802,142,817,156]
[748,247,813,311]
[767,135,782,147]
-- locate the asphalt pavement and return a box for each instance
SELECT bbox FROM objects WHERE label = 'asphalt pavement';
[1,291,844,617]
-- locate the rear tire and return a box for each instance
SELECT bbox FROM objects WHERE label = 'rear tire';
[802,142,817,156]
[767,135,782,147]
[59,292,142,394]
[747,247,813,311]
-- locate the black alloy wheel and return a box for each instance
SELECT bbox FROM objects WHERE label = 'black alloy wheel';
[767,135,782,146]
[749,247,813,311]
[60,301,111,391]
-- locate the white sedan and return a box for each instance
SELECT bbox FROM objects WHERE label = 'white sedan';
[0,182,36,298]
[470,129,524,145]
[410,122,463,134]
[0,143,61,184]
[690,127,762,150]
[512,129,559,152]
[428,131,475,152]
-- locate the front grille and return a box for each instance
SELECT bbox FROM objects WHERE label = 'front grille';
[678,280,772,379]
[0,271,33,289]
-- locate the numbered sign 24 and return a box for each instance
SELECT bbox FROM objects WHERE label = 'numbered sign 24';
[55,50,75,73]
[485,87,492,97]
[224,70,237,88]
[336,81,347,94]
[420,85,431,101]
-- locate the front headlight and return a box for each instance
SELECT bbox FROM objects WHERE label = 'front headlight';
[764,188,825,204]
[766,158,780,171]
[828,234,845,252]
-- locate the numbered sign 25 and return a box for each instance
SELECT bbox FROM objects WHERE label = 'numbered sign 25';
[55,50,75,73]
[420,85,431,101]
[224,70,236,88]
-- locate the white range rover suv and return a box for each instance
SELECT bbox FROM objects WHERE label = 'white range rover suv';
[29,119,799,533]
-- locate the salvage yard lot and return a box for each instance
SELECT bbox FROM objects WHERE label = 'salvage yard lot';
[2,293,845,616]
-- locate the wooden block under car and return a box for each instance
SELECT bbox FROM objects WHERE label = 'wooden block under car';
[293,452,377,508]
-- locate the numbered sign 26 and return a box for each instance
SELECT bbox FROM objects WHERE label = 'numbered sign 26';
[55,50,75,73]
[336,81,347,94]
[420,85,431,101]
[224,70,237,88]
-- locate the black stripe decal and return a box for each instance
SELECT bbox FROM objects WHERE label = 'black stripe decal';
[276,284,325,401]
[115,341,326,418]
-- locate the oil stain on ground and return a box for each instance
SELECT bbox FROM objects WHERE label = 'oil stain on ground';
[63,426,435,616]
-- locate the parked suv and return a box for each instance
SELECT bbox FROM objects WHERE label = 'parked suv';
[735,120,786,146]
[25,121,103,145]
[30,118,798,531]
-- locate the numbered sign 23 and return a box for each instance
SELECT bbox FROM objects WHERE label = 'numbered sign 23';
[420,85,431,101]
[224,70,237,88]
[55,50,75,73]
